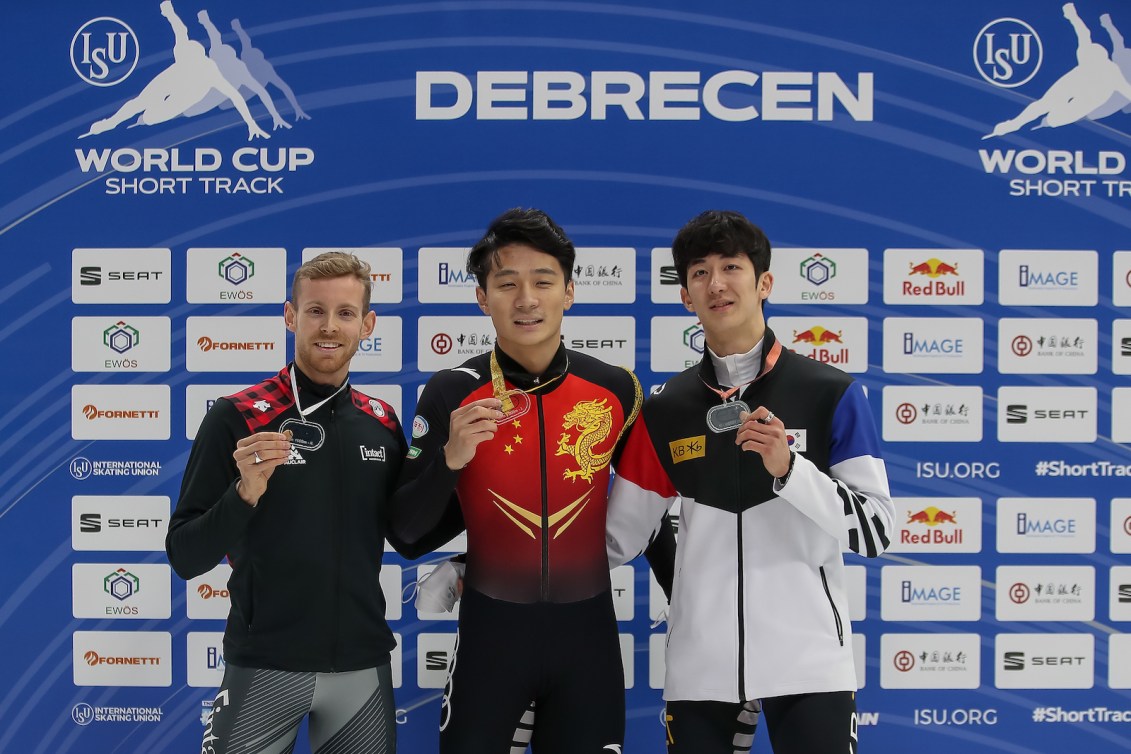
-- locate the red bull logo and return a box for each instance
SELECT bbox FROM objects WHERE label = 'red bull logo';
[903,259,966,297]
[901,506,964,546]
[908,259,959,278]
[906,506,958,526]
[792,326,844,346]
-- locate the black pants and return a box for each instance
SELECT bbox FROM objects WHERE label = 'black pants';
[665,691,857,754]
[439,588,625,754]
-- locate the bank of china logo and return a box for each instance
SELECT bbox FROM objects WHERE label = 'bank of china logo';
[792,326,843,347]
[800,253,837,286]
[982,5,1131,138]
[71,17,140,87]
[104,568,140,601]
[78,1,309,141]
[219,253,254,285]
[72,703,96,726]
[906,507,958,527]
[103,320,140,354]
[683,323,705,354]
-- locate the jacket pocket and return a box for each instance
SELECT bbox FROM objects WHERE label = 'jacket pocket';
[819,566,844,646]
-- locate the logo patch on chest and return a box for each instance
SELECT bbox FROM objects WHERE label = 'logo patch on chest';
[669,435,706,464]
[555,398,615,482]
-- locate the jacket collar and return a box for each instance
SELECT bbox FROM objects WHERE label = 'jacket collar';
[696,327,782,393]
[494,342,569,392]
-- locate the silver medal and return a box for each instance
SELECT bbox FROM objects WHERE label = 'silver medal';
[706,400,750,433]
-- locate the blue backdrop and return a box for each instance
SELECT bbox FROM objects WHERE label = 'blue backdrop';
[2,1,1130,751]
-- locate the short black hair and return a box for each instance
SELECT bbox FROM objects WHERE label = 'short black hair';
[670,210,771,288]
[467,208,575,288]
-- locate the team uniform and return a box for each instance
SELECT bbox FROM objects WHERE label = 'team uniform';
[168,364,423,754]
[393,344,642,754]
[606,328,895,754]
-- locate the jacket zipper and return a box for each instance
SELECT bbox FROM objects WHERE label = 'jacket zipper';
[735,432,747,702]
[819,566,845,646]
[329,404,342,670]
[537,395,549,601]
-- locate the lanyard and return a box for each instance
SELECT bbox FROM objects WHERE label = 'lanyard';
[489,349,565,410]
[699,338,783,404]
[289,366,348,417]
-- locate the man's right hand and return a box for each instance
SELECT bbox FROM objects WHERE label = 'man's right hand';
[234,431,291,506]
[443,398,504,470]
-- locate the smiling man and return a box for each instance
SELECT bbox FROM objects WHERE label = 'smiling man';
[391,208,644,753]
[168,251,416,754]
[606,210,895,754]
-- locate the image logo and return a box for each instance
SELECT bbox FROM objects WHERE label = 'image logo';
[683,323,705,354]
[72,702,96,725]
[218,252,254,285]
[974,18,1043,88]
[103,321,140,354]
[1009,582,1031,604]
[983,5,1131,138]
[71,17,140,87]
[79,2,308,140]
[906,507,958,527]
[800,252,837,286]
[908,258,959,278]
[1011,335,1033,356]
[104,568,140,601]
[792,326,843,346]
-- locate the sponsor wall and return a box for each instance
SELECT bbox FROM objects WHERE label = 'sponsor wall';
[2,1,1130,751]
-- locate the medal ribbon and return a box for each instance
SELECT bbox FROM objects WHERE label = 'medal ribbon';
[489,349,566,410]
[699,338,783,405]
[289,365,349,419]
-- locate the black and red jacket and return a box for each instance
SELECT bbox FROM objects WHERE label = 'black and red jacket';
[392,344,642,603]
[167,364,425,672]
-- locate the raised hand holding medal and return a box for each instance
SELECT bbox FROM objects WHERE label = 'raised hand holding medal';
[735,407,792,479]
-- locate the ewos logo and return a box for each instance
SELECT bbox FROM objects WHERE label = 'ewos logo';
[71,17,140,87]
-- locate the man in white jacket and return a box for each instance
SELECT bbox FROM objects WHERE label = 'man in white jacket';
[606,210,894,754]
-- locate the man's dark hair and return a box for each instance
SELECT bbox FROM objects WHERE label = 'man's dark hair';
[467,208,575,288]
[670,210,771,288]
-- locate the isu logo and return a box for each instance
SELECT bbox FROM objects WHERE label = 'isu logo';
[197,584,230,599]
[908,259,959,278]
[792,326,843,346]
[197,337,275,351]
[906,507,958,527]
